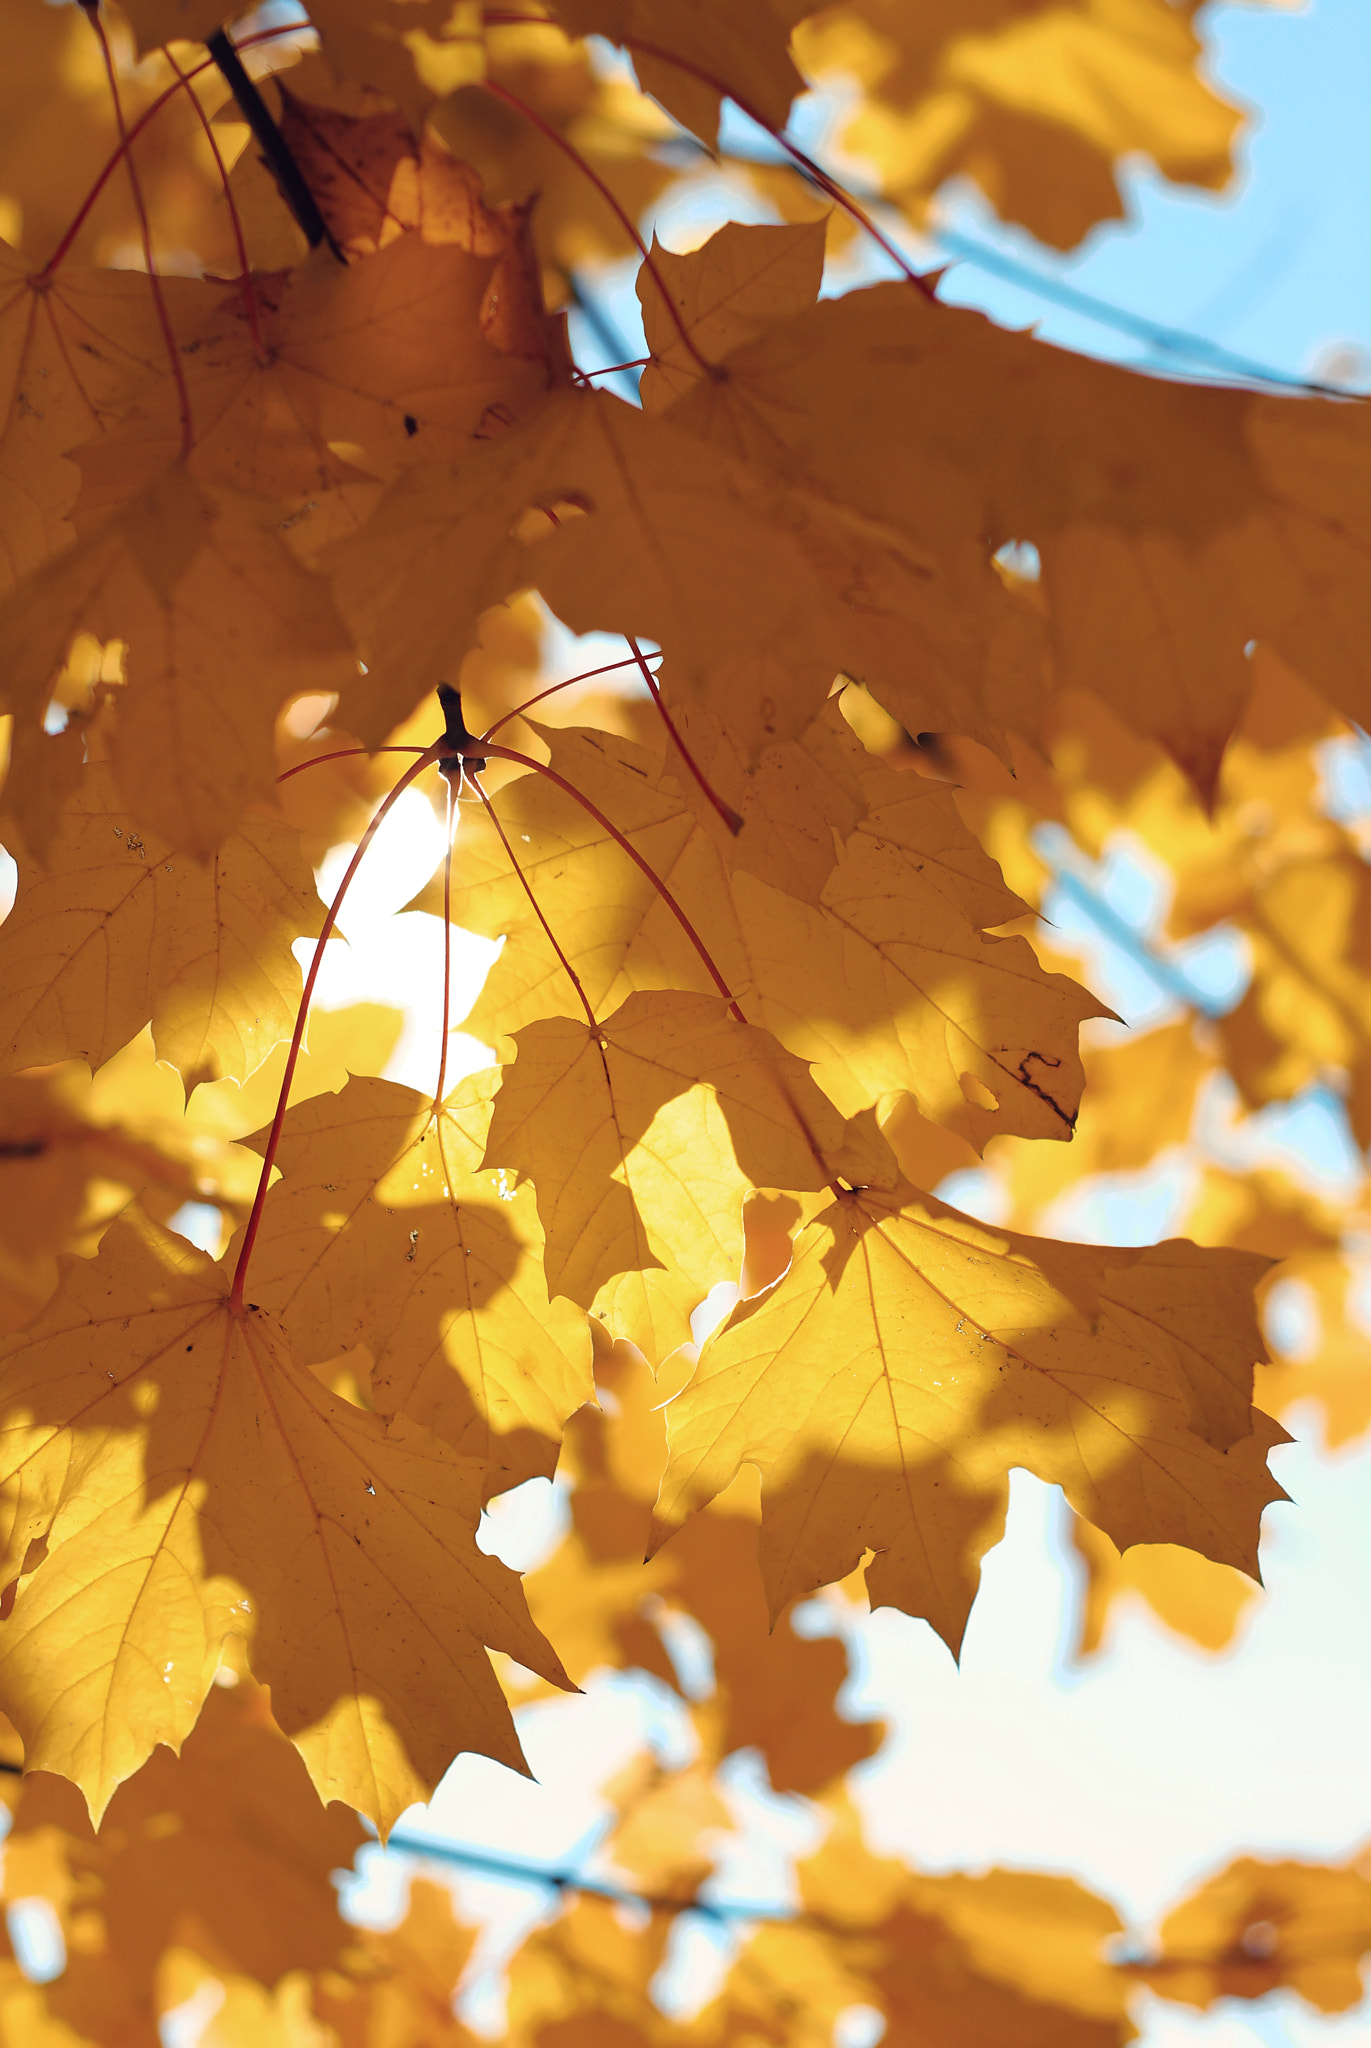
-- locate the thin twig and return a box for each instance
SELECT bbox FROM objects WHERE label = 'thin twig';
[207,26,343,259]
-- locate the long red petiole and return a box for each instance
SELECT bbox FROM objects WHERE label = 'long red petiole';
[478,76,718,380]
[481,11,936,304]
[626,636,742,835]
[231,742,445,1311]
[476,782,600,1030]
[165,44,264,357]
[481,651,661,743]
[432,779,457,1113]
[276,744,429,786]
[585,358,651,377]
[622,38,938,303]
[42,23,297,277]
[80,2,193,457]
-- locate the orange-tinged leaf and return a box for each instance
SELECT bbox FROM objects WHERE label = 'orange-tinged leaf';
[0,1212,568,1827]
[275,82,574,380]
[0,758,322,1087]
[1137,1851,1371,2015]
[0,253,203,597]
[797,0,1252,251]
[789,1798,1133,2040]
[314,1875,480,2047]
[656,1181,1286,1649]
[236,1076,593,1489]
[72,240,559,537]
[602,1753,732,1901]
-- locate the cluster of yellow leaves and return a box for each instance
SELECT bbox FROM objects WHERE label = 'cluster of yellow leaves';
[0,1643,1366,2048]
[920,652,1371,1656]
[0,4,1363,2039]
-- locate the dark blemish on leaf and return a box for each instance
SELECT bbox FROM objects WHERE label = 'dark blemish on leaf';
[403,414,418,436]
[1013,1050,1075,1130]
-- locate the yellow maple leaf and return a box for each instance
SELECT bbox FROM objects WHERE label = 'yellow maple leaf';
[430,719,1098,1150]
[1069,1511,1259,1659]
[657,1180,1286,1649]
[331,384,1016,754]
[557,0,810,145]
[637,219,828,412]
[0,756,321,1086]
[0,468,354,852]
[0,1211,569,1828]
[234,1074,593,1489]
[482,990,887,1316]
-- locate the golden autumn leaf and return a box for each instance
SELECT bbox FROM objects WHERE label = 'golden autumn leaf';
[235,1073,594,1489]
[657,1180,1287,1648]
[654,230,1371,795]
[0,1211,569,1829]
[0,251,202,597]
[1135,1850,1371,2016]
[330,382,1019,754]
[426,716,1099,1149]
[481,989,890,1328]
[705,1795,1134,2048]
[0,756,321,1085]
[638,219,828,413]
[0,468,354,852]
[798,0,1253,250]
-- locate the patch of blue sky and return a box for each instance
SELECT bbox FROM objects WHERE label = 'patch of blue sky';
[816,0,1371,386]
[538,602,657,692]
[1198,1071,1364,1196]
[651,1912,739,2022]
[164,1200,223,1256]
[931,1164,1010,1228]
[1042,1150,1198,1249]
[1317,731,1371,829]
[1034,824,1252,1027]
[5,1899,65,1985]
[1262,1273,1320,1365]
